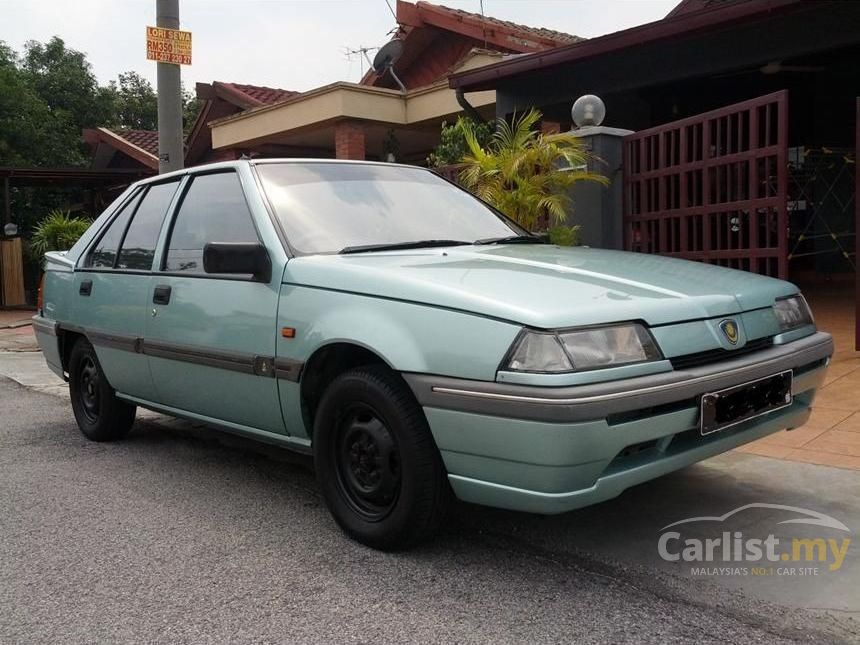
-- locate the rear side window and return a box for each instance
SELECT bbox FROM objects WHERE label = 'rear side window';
[164,172,258,273]
[86,192,142,268]
[116,181,180,270]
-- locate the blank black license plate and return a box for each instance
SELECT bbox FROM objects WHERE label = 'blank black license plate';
[700,370,793,435]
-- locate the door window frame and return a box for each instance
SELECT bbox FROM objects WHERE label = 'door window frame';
[78,177,184,275]
[154,169,267,283]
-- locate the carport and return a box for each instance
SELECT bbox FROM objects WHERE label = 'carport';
[449,0,860,346]
[0,167,150,307]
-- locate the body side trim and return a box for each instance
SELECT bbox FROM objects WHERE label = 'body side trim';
[55,322,303,381]
[274,357,303,382]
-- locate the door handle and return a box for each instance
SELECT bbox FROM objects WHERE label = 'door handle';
[79,280,92,296]
[152,285,172,305]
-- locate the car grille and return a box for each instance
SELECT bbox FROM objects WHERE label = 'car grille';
[669,337,774,371]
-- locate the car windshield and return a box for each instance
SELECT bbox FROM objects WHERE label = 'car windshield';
[255,162,525,255]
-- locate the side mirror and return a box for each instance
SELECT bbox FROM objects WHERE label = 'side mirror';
[203,242,271,282]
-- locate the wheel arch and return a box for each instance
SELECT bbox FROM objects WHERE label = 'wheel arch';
[59,328,88,375]
[299,341,392,437]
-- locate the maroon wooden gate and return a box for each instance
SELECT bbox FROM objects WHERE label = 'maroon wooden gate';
[623,91,789,278]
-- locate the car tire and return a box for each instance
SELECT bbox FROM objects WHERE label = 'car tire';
[68,337,136,442]
[313,365,450,550]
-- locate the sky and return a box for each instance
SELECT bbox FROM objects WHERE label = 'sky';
[0,0,679,92]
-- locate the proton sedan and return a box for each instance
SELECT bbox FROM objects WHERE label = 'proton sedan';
[34,159,833,549]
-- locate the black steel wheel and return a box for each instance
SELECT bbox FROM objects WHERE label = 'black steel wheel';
[77,355,101,423]
[314,365,450,550]
[334,402,402,521]
[68,338,136,442]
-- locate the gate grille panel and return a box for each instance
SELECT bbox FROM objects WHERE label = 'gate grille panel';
[623,91,788,278]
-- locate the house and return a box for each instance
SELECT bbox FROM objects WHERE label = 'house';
[448,0,859,344]
[82,82,300,174]
[204,0,580,163]
[83,128,160,172]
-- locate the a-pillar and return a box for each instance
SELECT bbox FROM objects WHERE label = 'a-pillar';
[334,121,366,160]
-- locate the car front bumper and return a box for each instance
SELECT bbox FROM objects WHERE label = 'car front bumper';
[404,331,833,515]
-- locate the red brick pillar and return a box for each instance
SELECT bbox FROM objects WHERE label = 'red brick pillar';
[540,120,561,135]
[334,121,366,160]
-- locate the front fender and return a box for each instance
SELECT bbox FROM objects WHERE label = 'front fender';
[277,284,521,381]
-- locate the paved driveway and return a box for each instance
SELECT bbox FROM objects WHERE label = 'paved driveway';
[1,377,857,644]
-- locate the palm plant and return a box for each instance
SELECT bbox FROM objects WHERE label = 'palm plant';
[29,209,92,256]
[459,108,607,244]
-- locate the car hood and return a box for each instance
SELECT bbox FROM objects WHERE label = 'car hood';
[283,245,797,328]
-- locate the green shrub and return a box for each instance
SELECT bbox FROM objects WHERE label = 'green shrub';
[427,117,493,167]
[29,209,91,256]
[547,224,582,247]
[460,108,607,241]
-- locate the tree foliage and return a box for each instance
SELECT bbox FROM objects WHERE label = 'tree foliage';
[102,71,202,134]
[0,37,203,166]
[460,108,607,244]
[427,117,492,167]
[0,39,91,166]
[107,71,159,130]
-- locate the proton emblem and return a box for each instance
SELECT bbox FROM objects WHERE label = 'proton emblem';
[720,319,739,345]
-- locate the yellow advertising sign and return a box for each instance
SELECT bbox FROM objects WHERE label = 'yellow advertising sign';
[146,26,192,65]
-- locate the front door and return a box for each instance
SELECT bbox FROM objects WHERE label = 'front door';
[144,170,284,433]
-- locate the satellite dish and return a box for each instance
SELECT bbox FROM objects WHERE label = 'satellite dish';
[372,39,403,72]
[372,39,406,91]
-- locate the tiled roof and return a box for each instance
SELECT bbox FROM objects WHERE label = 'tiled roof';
[666,0,745,18]
[110,129,159,157]
[214,82,299,107]
[420,2,583,47]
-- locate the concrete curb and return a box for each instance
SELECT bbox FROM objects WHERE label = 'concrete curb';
[0,320,32,330]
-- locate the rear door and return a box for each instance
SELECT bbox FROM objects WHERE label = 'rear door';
[144,170,285,433]
[74,179,181,400]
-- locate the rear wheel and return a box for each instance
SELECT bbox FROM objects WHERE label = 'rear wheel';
[68,338,136,441]
[313,365,450,550]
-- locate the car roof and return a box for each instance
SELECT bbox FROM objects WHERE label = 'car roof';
[134,158,434,187]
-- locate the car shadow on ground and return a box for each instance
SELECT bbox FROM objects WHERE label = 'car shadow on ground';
[124,412,860,621]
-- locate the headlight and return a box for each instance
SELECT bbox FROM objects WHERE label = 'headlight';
[773,295,813,331]
[505,323,661,373]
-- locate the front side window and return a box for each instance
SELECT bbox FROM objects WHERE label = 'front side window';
[116,181,180,271]
[164,172,259,273]
[85,192,142,268]
[255,162,522,255]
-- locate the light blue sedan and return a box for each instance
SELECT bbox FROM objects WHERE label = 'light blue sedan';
[34,160,833,549]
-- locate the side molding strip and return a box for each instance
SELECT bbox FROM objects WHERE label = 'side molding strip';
[274,357,303,382]
[55,321,303,381]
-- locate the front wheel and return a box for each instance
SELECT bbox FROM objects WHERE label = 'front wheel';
[68,338,136,441]
[313,365,450,550]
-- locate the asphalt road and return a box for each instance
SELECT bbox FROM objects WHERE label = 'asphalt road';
[0,377,855,644]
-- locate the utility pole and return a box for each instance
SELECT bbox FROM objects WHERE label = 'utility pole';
[156,0,183,174]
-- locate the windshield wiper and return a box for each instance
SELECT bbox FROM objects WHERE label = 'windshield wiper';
[473,234,547,245]
[339,239,472,254]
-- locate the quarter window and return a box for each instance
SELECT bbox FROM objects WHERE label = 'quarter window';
[116,181,180,271]
[86,192,142,268]
[164,172,258,273]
